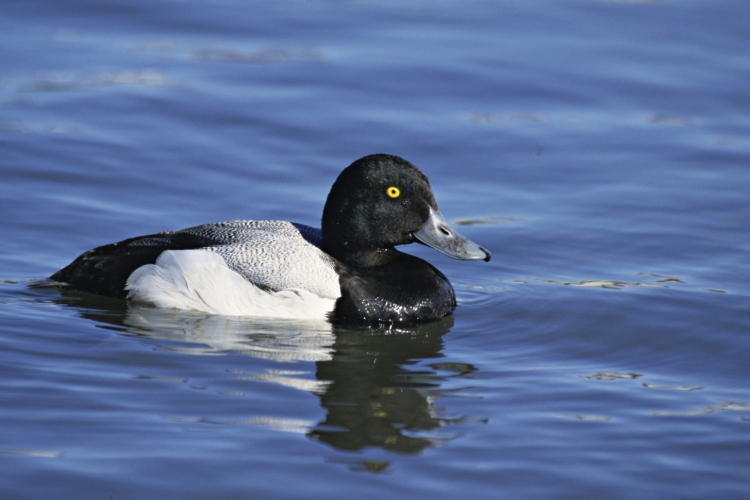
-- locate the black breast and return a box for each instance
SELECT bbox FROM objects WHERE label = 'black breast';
[330,253,456,326]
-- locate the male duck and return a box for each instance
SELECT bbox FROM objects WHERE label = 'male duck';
[47,154,490,326]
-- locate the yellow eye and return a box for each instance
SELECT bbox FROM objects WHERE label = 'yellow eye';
[386,186,400,198]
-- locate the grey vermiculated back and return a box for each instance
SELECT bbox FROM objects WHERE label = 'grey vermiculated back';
[175,220,341,299]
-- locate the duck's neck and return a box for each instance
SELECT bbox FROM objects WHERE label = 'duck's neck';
[326,245,402,268]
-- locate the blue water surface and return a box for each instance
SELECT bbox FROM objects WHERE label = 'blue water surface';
[1,0,749,499]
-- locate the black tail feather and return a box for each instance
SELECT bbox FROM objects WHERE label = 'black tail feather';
[49,231,219,298]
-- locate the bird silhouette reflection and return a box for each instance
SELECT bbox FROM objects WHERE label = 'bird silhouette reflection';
[40,288,475,454]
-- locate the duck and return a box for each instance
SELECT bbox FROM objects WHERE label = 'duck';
[45,154,490,326]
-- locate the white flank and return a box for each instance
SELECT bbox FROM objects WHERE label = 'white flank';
[125,250,336,320]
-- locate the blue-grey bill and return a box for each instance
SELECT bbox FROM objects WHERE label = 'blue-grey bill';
[413,207,491,262]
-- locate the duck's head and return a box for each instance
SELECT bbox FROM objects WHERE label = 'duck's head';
[322,154,491,267]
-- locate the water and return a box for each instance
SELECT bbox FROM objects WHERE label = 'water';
[1,0,749,498]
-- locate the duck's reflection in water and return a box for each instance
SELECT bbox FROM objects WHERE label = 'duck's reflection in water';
[124,305,336,363]
[48,290,476,455]
[312,318,466,453]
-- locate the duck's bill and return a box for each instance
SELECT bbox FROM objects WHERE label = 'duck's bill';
[413,207,491,262]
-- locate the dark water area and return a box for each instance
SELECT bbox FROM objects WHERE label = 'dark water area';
[1,0,749,498]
